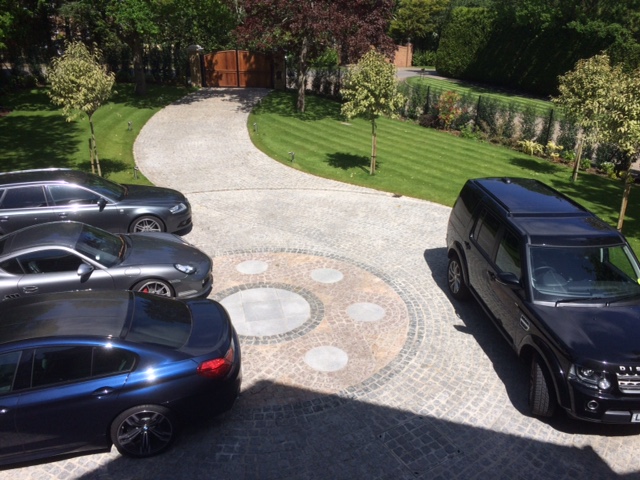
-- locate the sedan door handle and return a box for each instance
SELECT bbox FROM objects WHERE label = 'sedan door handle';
[0,407,11,414]
[0,216,8,222]
[21,286,39,294]
[58,213,68,219]
[92,387,116,397]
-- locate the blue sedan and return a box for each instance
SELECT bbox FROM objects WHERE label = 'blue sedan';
[0,290,241,464]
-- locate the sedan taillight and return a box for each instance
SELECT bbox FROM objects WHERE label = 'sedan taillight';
[197,341,235,379]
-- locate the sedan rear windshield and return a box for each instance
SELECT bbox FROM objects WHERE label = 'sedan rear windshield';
[125,295,192,349]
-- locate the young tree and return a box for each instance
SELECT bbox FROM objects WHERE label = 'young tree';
[234,0,395,113]
[48,41,116,176]
[554,53,640,230]
[341,50,406,175]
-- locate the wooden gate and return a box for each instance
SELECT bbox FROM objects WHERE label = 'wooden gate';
[203,50,274,88]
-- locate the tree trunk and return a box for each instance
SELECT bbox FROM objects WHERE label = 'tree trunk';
[370,119,377,175]
[89,113,102,177]
[571,136,583,183]
[132,34,147,96]
[296,38,309,113]
[617,172,633,231]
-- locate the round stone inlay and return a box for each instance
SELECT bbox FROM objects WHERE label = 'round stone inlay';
[347,302,386,322]
[236,260,269,274]
[310,268,344,284]
[304,346,349,372]
[220,287,310,336]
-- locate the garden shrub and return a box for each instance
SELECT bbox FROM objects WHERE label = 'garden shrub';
[413,50,437,67]
[520,106,539,142]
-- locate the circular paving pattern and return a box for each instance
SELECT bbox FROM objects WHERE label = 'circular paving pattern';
[211,250,411,409]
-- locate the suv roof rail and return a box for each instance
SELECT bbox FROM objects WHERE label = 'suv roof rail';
[0,168,73,176]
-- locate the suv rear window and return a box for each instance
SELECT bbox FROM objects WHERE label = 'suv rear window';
[126,295,192,348]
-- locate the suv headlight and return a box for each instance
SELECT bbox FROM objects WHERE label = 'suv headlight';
[569,364,612,391]
[170,202,187,214]
[175,263,196,274]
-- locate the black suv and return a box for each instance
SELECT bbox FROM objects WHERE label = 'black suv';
[0,169,192,235]
[446,177,640,423]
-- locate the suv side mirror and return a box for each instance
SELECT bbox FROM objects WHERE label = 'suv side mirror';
[496,272,521,289]
[97,197,107,212]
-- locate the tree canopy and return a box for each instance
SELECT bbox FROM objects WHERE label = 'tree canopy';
[341,49,406,175]
[48,41,116,176]
[554,53,640,230]
[234,0,395,112]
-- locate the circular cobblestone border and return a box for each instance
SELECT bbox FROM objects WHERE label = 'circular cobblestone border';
[212,282,325,345]
[210,247,424,416]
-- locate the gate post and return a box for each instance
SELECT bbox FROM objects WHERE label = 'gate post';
[187,45,204,87]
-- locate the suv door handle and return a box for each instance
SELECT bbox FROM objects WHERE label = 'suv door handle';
[22,286,38,294]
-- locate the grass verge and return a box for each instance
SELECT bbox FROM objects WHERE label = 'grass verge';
[0,84,194,185]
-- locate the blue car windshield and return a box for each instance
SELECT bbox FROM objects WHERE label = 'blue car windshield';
[126,295,192,348]
[530,244,640,302]
[74,224,122,267]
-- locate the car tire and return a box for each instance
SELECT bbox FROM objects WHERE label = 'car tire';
[447,253,470,300]
[130,215,165,233]
[529,355,557,418]
[133,279,174,297]
[111,405,177,458]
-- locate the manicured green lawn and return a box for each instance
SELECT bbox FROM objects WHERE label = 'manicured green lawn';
[405,73,555,117]
[0,85,194,185]
[249,90,640,252]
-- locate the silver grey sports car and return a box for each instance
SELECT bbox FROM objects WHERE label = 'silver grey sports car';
[0,221,213,301]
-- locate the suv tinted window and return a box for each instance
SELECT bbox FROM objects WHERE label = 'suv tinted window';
[0,187,47,209]
[474,210,501,256]
[496,231,522,278]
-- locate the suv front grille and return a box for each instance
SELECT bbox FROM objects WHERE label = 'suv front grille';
[617,373,640,394]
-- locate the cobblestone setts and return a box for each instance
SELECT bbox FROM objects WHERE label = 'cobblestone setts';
[6,88,640,480]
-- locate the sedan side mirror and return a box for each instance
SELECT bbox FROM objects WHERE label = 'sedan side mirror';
[97,197,107,212]
[77,263,94,277]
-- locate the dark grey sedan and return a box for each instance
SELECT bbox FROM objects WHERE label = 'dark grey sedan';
[0,222,213,301]
[0,169,192,235]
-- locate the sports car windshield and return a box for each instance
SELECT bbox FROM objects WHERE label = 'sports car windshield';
[74,224,123,267]
[530,244,640,303]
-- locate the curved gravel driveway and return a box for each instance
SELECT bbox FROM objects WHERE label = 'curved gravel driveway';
[7,88,640,479]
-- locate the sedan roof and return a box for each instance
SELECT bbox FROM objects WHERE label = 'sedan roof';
[0,290,131,345]
[0,222,84,255]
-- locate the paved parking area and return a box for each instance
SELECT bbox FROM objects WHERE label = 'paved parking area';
[5,88,640,479]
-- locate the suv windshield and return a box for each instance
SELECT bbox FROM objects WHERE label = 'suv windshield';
[530,244,640,302]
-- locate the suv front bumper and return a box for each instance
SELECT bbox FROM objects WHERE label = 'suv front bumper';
[569,380,640,423]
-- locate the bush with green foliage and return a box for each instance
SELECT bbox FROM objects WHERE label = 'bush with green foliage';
[520,105,539,142]
[436,7,494,78]
[412,50,437,67]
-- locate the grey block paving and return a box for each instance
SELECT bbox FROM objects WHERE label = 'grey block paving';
[6,88,640,479]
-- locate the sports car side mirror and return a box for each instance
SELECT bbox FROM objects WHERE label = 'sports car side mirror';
[77,263,94,277]
[97,198,107,212]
